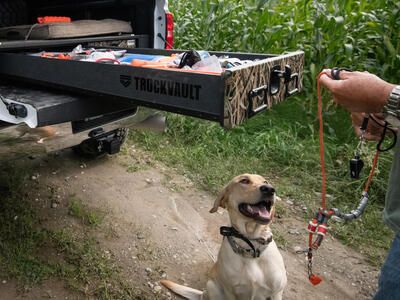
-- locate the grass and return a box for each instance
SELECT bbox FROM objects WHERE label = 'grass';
[130,0,400,266]
[68,195,103,227]
[0,165,143,298]
[273,230,290,251]
[49,230,144,298]
[130,97,394,265]
[117,143,151,173]
[0,166,54,285]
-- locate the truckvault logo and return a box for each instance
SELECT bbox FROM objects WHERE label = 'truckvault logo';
[120,75,132,88]
[132,76,202,101]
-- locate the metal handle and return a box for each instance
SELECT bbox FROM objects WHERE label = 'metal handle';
[286,72,299,96]
[248,85,268,118]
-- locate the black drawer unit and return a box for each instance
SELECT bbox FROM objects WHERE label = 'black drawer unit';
[0,81,137,128]
[0,48,304,128]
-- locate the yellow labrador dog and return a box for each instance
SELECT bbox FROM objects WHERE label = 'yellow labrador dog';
[161,174,287,300]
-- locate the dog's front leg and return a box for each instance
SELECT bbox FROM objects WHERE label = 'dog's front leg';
[206,280,225,300]
[270,290,284,300]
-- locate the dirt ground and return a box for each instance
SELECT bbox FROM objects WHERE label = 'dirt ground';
[0,146,380,299]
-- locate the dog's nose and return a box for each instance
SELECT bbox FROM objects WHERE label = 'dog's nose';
[260,185,275,195]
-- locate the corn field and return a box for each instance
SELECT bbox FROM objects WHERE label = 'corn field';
[171,0,400,95]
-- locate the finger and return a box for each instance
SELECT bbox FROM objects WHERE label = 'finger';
[319,73,341,91]
[353,124,363,137]
[321,69,333,78]
[371,113,386,126]
[372,112,384,120]
[351,112,367,127]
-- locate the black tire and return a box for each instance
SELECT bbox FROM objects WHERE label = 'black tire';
[0,0,28,27]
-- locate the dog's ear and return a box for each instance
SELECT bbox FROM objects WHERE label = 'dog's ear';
[210,185,229,213]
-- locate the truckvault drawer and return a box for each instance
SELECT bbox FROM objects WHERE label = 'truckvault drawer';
[0,48,304,128]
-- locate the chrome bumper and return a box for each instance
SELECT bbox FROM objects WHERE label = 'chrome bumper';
[0,107,165,160]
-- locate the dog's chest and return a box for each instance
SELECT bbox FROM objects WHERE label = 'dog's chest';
[230,260,271,297]
[218,240,286,299]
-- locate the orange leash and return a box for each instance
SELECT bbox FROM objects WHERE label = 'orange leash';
[317,71,380,203]
[317,72,328,209]
[306,71,381,286]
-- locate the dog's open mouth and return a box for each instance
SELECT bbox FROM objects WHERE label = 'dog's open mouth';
[239,200,273,224]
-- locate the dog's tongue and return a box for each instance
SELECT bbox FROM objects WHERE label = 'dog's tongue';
[246,202,270,219]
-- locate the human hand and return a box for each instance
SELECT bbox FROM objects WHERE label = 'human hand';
[319,70,395,113]
[351,113,385,141]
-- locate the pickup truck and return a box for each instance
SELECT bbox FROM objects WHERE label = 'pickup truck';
[0,0,304,160]
[0,0,170,159]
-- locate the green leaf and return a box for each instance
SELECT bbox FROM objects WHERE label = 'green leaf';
[384,35,396,56]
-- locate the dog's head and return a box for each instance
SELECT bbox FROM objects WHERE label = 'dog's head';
[210,174,276,226]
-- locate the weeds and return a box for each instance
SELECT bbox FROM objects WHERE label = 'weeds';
[68,195,103,227]
[0,166,55,285]
[50,230,142,298]
[0,165,140,298]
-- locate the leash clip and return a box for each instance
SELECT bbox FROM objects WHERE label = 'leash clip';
[307,208,333,250]
[307,248,322,285]
[307,249,313,277]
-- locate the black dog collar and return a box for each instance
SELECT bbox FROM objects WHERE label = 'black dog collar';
[220,226,273,258]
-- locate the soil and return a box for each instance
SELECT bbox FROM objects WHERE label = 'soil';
[0,146,380,300]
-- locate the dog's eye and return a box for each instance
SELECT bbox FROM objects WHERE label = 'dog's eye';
[240,178,250,184]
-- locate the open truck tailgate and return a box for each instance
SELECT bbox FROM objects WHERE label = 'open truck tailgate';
[0,48,304,129]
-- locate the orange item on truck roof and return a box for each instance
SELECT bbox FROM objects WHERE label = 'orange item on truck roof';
[37,16,71,24]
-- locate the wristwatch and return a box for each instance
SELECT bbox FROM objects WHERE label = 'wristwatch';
[384,85,400,128]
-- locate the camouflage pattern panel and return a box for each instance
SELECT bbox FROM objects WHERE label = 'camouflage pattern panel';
[223,51,304,129]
